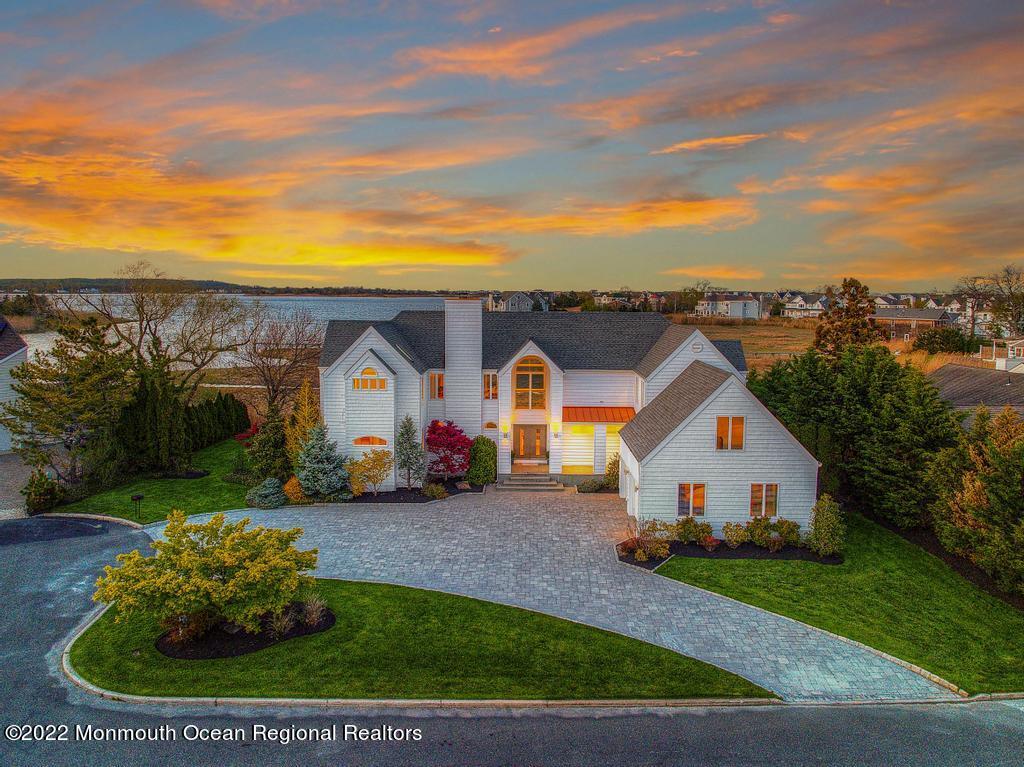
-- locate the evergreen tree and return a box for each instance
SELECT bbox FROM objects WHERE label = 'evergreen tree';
[394,415,427,488]
[295,423,350,501]
[0,319,134,483]
[814,277,880,359]
[116,349,190,474]
[247,404,291,482]
[285,379,321,464]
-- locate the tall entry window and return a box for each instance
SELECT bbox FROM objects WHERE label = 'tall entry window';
[514,356,545,410]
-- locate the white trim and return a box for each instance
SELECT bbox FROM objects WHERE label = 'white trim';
[0,346,28,367]
[497,339,562,375]
[344,348,396,379]
[323,327,418,380]
[644,328,742,382]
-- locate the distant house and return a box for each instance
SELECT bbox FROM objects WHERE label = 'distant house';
[869,307,953,341]
[782,293,829,319]
[0,316,29,453]
[695,293,760,319]
[929,364,1024,420]
[490,291,549,312]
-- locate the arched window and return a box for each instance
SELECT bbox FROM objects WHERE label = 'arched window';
[514,356,545,410]
[353,367,387,390]
[484,421,498,429]
[353,436,387,446]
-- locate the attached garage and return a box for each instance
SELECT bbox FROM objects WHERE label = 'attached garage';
[0,317,29,454]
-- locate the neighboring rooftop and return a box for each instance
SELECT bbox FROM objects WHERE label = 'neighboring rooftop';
[929,364,1024,414]
[871,307,950,321]
[321,312,746,374]
[619,360,731,460]
[0,316,28,361]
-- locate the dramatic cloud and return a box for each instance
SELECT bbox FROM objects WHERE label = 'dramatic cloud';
[651,133,769,154]
[662,265,766,281]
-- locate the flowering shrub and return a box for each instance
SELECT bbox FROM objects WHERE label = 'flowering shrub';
[700,535,721,552]
[722,522,749,549]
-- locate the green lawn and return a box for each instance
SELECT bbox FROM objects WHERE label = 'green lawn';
[62,440,247,524]
[656,514,1024,694]
[69,580,772,700]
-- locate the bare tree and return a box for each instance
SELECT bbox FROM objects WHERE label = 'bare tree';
[953,274,994,338]
[982,265,1024,336]
[56,261,252,400]
[236,303,324,412]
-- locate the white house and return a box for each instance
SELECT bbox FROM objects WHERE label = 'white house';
[318,300,818,532]
[490,291,549,312]
[0,317,29,453]
[783,293,829,318]
[695,292,760,319]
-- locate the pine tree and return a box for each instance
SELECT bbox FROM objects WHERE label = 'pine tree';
[814,277,880,359]
[286,379,321,465]
[395,415,427,488]
[296,423,350,501]
[247,404,291,482]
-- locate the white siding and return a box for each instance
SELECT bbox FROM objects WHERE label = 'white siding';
[319,329,420,490]
[562,424,594,470]
[547,364,564,473]
[637,379,817,535]
[444,299,483,437]
[605,424,622,466]
[644,330,742,403]
[563,371,638,408]
[497,367,513,474]
[0,349,27,453]
[619,442,640,517]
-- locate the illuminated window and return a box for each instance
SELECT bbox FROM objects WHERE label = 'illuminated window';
[353,436,387,446]
[429,372,444,399]
[678,483,706,517]
[514,356,545,410]
[483,372,498,400]
[750,483,778,518]
[353,367,387,391]
[715,416,744,450]
[484,421,498,429]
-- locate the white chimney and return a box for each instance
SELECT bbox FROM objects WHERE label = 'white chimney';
[443,298,483,437]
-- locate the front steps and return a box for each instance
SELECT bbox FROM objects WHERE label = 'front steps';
[495,474,572,493]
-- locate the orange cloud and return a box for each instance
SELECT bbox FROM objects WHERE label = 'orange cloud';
[662,265,766,280]
[395,4,686,84]
[651,133,768,154]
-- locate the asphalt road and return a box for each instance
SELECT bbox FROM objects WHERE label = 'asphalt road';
[1,516,1021,767]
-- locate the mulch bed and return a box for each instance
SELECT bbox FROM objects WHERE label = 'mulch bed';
[156,605,336,660]
[347,479,484,504]
[862,511,1024,613]
[617,539,842,570]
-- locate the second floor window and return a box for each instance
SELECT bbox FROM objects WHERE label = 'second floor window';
[514,356,545,410]
[429,372,444,400]
[716,416,744,450]
[750,483,778,517]
[353,367,387,390]
[483,372,498,400]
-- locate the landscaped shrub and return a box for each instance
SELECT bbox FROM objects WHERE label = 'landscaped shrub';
[245,478,288,509]
[912,326,980,354]
[747,518,774,547]
[22,469,64,514]
[604,454,620,492]
[722,522,749,549]
[247,404,290,483]
[807,494,845,557]
[422,482,448,500]
[301,594,328,627]
[766,535,785,553]
[349,449,394,495]
[631,518,673,562]
[465,435,498,485]
[295,424,350,501]
[775,519,802,547]
[285,380,320,465]
[425,419,471,479]
[576,478,605,493]
[93,510,317,642]
[700,535,722,552]
[395,415,427,489]
[283,476,310,504]
[346,459,366,497]
[676,516,712,543]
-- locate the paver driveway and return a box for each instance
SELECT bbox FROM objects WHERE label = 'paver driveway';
[146,491,957,703]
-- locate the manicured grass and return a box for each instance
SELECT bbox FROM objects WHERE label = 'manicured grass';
[69,580,772,700]
[62,440,247,524]
[656,514,1024,694]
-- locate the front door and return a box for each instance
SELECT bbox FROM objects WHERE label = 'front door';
[514,425,547,461]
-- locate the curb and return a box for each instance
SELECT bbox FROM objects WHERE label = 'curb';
[41,512,144,530]
[630,550,969,698]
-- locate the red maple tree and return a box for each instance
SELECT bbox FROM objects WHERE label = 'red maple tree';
[425,419,472,480]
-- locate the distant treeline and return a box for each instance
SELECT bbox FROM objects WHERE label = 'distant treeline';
[0,278,481,297]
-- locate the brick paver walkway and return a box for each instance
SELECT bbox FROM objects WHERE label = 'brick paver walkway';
[146,491,957,703]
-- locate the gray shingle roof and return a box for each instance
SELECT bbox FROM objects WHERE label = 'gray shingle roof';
[928,364,1024,412]
[320,311,746,375]
[619,360,731,461]
[872,307,950,321]
[0,316,28,361]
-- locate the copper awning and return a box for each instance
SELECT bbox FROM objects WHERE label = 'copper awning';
[562,406,636,423]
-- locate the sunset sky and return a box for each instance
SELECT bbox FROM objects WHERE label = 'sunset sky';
[0,0,1021,291]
